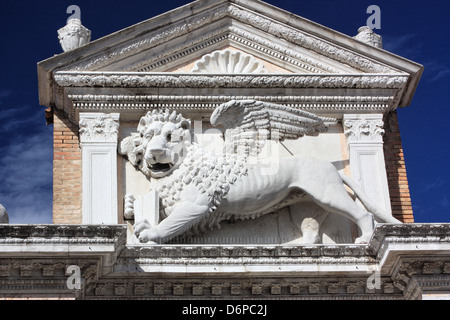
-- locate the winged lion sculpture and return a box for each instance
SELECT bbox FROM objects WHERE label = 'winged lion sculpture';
[119,100,400,244]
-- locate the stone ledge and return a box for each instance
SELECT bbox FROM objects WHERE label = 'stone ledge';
[1,223,450,299]
[0,224,127,240]
[0,225,127,277]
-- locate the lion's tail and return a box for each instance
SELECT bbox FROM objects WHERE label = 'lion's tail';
[339,173,401,224]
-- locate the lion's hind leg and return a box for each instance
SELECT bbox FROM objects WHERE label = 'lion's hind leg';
[297,183,375,244]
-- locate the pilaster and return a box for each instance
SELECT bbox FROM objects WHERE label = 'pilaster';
[79,113,120,224]
[343,114,392,217]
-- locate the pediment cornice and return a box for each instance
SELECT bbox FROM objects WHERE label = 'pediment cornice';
[55,2,398,75]
[38,0,423,109]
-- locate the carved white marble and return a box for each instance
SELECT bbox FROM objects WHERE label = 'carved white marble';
[79,113,120,224]
[58,18,91,52]
[343,114,392,217]
[191,49,267,73]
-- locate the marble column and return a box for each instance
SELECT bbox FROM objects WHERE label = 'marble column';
[343,114,392,217]
[79,113,120,224]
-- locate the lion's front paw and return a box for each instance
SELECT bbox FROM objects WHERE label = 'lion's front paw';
[134,220,152,242]
[137,229,158,244]
[134,220,160,244]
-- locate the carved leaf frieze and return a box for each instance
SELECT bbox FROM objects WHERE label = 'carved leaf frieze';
[55,73,409,89]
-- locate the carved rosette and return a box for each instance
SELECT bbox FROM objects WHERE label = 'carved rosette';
[343,117,385,143]
[79,113,120,143]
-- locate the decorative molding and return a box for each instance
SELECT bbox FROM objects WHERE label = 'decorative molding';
[116,244,372,261]
[55,72,409,89]
[0,224,127,241]
[67,5,229,72]
[343,114,391,214]
[79,114,120,225]
[131,26,344,74]
[68,93,394,115]
[134,30,230,72]
[191,49,267,73]
[1,224,450,299]
[84,277,401,299]
[227,26,341,74]
[68,94,394,103]
[63,3,397,74]
[343,116,385,143]
[226,5,396,74]
[79,113,120,143]
[368,223,450,255]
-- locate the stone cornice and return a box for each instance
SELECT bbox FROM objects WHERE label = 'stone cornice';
[0,224,126,242]
[67,93,395,116]
[0,224,127,276]
[37,0,423,108]
[1,223,450,299]
[62,2,396,75]
[368,223,450,255]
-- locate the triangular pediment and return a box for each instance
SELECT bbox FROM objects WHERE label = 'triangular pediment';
[38,0,423,108]
[40,0,402,75]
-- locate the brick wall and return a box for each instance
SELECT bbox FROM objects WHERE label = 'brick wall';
[383,110,414,223]
[53,110,82,224]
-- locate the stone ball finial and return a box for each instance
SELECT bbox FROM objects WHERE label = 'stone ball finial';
[0,203,9,224]
[354,26,383,49]
[58,18,91,52]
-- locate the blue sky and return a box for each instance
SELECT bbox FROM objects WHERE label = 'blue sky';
[0,0,449,224]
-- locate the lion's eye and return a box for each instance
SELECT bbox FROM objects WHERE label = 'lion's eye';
[167,133,172,141]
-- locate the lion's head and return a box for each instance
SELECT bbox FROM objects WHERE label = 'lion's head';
[119,110,192,178]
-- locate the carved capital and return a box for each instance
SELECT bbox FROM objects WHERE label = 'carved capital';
[79,113,120,143]
[343,114,385,143]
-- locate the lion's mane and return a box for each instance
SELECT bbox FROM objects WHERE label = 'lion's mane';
[124,109,251,236]
[152,142,249,235]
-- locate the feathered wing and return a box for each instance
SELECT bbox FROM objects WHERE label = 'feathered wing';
[210,100,336,155]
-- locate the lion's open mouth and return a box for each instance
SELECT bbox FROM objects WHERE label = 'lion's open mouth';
[149,162,173,172]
